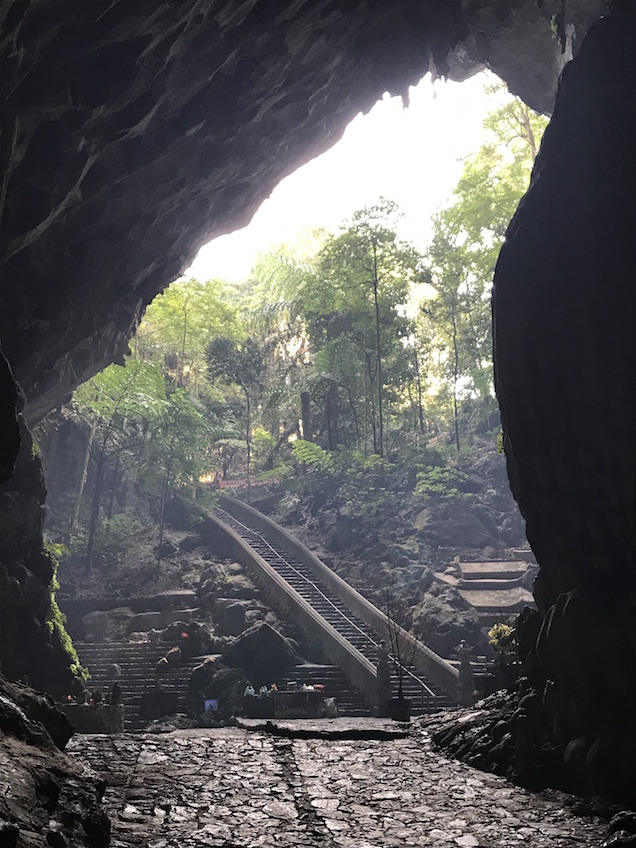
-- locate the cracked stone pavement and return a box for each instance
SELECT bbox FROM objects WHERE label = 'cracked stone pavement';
[67,719,607,847]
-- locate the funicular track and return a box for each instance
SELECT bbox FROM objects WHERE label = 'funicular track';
[209,501,459,715]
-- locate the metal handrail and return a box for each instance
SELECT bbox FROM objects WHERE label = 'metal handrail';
[213,507,380,649]
[213,506,440,704]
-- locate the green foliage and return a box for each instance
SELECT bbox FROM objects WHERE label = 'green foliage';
[292,439,334,471]
[420,87,548,448]
[414,466,471,502]
[44,544,89,682]
[134,277,237,394]
[94,514,143,569]
[488,622,520,669]
[339,453,394,525]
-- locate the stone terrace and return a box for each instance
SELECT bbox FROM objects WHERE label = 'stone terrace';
[67,720,607,847]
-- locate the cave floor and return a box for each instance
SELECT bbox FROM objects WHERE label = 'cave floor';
[68,720,606,847]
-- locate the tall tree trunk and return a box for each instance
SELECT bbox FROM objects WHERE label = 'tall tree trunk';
[85,448,107,572]
[156,430,176,578]
[107,455,121,520]
[451,306,461,453]
[414,345,425,436]
[372,242,384,457]
[245,389,252,502]
[71,419,97,533]
[344,381,360,442]
[325,386,337,451]
[300,391,313,441]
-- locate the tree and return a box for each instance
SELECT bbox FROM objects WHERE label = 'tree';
[206,337,266,501]
[72,360,167,571]
[301,200,423,456]
[134,277,237,396]
[150,388,211,572]
[421,92,548,447]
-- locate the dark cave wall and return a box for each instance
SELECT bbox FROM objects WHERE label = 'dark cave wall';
[493,2,635,800]
[0,0,467,425]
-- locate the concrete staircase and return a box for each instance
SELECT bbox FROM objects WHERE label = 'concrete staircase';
[213,505,456,714]
[436,550,538,626]
[279,664,371,716]
[74,641,203,732]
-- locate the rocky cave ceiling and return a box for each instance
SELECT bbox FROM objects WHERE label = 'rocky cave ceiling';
[0,0,609,425]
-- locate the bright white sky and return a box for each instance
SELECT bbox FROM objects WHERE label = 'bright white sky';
[187,70,506,283]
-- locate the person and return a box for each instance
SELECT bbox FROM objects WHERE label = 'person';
[110,681,122,706]
[165,646,182,665]
[108,662,122,680]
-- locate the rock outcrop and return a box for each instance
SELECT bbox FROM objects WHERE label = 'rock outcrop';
[492,2,635,802]
[0,675,109,847]
[0,1,607,424]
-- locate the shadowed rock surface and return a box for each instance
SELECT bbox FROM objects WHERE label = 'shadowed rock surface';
[0,0,633,835]
[491,2,635,803]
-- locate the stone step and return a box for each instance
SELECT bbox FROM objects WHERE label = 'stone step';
[73,641,204,731]
[459,561,530,581]
[458,586,534,612]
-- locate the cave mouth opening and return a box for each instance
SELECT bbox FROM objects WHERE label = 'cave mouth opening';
[186,70,508,285]
[2,0,634,813]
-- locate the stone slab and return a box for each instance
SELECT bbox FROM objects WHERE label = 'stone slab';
[458,587,535,611]
[68,723,608,847]
[459,561,529,580]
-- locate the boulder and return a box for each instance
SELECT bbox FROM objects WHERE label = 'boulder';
[214,601,248,637]
[416,502,497,548]
[222,622,299,684]
[179,534,203,552]
[225,574,258,599]
[0,676,73,751]
[413,586,485,658]
[186,657,245,722]
[126,611,164,633]
[82,607,134,641]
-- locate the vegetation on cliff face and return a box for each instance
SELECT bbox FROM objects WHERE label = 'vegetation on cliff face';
[38,90,545,609]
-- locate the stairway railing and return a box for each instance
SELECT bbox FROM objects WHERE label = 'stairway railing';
[204,507,380,708]
[216,495,460,703]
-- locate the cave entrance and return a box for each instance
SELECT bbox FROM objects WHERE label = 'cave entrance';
[188,71,508,283]
[40,66,542,591]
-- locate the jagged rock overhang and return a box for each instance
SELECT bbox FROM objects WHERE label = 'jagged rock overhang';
[0,0,608,424]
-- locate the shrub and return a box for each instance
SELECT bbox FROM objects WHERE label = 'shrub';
[414,465,471,502]
[94,513,143,568]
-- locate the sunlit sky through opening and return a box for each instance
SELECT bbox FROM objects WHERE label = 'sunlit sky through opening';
[187,71,507,283]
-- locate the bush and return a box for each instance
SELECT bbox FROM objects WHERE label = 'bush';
[488,622,520,671]
[414,465,471,502]
[94,513,143,568]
